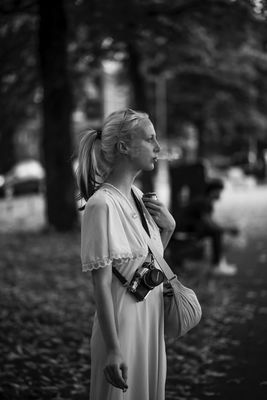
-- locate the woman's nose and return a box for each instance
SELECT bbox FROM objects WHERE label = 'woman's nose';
[155,140,161,153]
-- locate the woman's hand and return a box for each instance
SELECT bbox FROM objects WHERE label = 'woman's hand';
[104,350,128,392]
[142,196,176,232]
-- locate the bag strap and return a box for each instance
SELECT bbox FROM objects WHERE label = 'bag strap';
[131,189,151,238]
[112,187,176,286]
[131,188,177,283]
[112,188,152,286]
[141,228,177,282]
[112,265,128,286]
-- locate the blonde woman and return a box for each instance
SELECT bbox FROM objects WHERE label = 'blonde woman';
[77,109,176,400]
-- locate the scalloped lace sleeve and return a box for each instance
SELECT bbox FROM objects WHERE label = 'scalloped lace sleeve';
[82,256,112,272]
[82,252,147,272]
[81,190,147,272]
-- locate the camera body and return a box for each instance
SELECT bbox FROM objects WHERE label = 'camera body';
[127,260,164,301]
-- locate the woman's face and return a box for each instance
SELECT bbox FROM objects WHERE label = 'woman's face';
[126,119,161,171]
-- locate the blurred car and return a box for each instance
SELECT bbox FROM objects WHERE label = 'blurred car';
[4,159,45,196]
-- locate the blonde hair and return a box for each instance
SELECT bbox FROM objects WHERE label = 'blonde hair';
[76,108,149,202]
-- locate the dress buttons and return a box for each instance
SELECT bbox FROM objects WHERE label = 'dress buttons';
[132,213,138,219]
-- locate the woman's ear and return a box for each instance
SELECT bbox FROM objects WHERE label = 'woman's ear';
[117,140,129,155]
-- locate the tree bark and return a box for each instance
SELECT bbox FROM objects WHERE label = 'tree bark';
[38,0,77,231]
[195,115,205,158]
[127,42,149,113]
[127,42,154,193]
[0,126,16,174]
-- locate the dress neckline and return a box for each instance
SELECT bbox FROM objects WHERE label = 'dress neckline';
[102,182,138,213]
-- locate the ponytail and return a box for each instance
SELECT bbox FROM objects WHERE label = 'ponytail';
[76,129,110,204]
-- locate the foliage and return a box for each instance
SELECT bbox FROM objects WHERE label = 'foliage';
[0,3,38,172]
[65,0,267,153]
[163,1,267,153]
[1,0,267,163]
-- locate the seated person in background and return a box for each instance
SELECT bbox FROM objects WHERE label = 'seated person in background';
[181,178,239,276]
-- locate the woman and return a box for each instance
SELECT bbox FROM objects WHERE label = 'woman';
[77,109,176,400]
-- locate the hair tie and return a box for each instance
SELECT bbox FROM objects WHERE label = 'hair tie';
[96,129,102,140]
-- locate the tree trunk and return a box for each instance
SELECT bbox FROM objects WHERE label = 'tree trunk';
[0,126,16,174]
[38,0,77,231]
[195,116,205,158]
[127,42,149,113]
[127,42,154,193]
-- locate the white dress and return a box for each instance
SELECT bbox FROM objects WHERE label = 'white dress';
[81,183,166,400]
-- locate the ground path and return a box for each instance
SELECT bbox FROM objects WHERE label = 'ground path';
[165,183,267,400]
[0,183,267,399]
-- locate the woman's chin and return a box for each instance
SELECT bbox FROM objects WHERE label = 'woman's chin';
[144,162,155,171]
[136,161,155,172]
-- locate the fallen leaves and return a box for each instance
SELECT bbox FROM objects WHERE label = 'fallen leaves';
[1,231,267,400]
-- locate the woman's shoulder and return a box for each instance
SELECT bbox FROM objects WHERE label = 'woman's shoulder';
[84,186,114,213]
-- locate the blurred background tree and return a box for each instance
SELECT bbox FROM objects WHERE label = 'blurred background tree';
[0,0,38,173]
[38,0,77,231]
[0,0,267,230]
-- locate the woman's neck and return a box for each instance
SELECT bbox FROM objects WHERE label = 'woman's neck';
[105,163,139,200]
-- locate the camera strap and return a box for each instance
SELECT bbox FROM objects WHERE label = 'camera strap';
[112,189,153,287]
[131,188,177,283]
[131,189,151,238]
[112,187,176,289]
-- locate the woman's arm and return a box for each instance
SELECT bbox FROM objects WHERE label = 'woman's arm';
[160,226,176,249]
[91,267,128,392]
[142,196,176,249]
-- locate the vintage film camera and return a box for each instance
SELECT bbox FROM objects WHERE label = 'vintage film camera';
[127,259,164,302]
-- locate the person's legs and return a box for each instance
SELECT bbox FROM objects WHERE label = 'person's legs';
[197,223,237,276]
[196,222,222,264]
[210,229,223,265]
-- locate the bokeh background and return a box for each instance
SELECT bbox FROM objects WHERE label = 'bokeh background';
[1,1,267,399]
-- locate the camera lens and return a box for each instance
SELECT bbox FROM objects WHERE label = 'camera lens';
[144,268,164,288]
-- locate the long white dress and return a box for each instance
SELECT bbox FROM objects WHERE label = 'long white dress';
[81,183,166,400]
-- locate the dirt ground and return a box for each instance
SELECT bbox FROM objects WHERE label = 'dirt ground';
[0,183,267,400]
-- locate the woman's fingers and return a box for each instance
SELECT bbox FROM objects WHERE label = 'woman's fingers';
[104,364,128,390]
[143,200,161,215]
[112,364,128,389]
[143,199,161,210]
[120,362,128,383]
[146,208,158,216]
